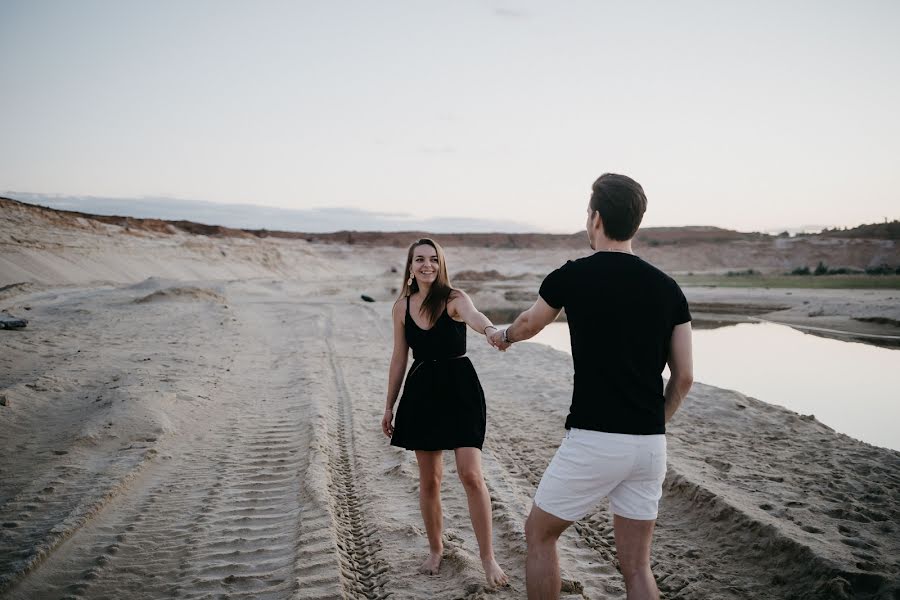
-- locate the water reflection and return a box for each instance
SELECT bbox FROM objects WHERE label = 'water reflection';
[523,321,900,452]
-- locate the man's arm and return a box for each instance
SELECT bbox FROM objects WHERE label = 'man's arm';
[664,322,693,423]
[491,297,561,349]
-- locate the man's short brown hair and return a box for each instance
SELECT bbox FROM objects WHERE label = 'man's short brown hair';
[589,173,647,241]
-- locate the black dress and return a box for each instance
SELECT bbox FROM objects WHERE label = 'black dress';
[390,296,487,451]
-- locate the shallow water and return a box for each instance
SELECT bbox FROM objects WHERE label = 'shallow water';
[524,321,900,452]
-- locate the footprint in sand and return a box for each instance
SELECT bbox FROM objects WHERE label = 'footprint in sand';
[800,525,823,533]
[825,507,870,523]
[704,457,732,472]
[840,537,876,550]
[64,582,89,595]
[856,560,880,572]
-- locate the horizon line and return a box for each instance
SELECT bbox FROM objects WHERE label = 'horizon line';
[1,191,893,237]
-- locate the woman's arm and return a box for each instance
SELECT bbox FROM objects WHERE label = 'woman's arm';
[383,299,409,437]
[447,289,497,340]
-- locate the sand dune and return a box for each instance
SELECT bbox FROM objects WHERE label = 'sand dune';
[134,286,227,304]
[2,200,899,599]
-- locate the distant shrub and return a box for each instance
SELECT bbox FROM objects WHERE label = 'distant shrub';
[814,261,829,276]
[726,269,758,277]
[790,266,811,275]
[865,264,895,275]
[819,220,900,240]
[826,267,862,275]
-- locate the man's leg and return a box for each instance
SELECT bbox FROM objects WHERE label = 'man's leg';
[525,504,572,599]
[415,450,444,574]
[613,515,658,600]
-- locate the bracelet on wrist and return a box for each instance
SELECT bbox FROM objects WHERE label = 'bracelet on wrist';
[483,325,498,334]
[502,328,511,344]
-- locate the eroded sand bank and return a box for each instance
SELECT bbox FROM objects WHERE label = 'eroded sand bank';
[2,280,898,599]
[2,200,899,598]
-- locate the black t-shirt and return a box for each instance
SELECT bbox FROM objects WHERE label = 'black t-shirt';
[539,252,691,435]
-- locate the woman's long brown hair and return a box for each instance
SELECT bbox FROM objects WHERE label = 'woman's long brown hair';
[399,238,454,327]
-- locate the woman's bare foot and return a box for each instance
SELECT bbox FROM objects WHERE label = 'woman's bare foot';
[418,551,442,575]
[482,555,509,587]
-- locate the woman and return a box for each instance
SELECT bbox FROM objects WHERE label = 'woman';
[382,238,509,588]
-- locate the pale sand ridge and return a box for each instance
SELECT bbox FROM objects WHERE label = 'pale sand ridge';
[1,198,898,598]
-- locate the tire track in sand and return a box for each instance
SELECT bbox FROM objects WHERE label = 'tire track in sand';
[5,299,314,600]
[485,424,757,599]
[320,306,392,600]
[485,424,752,599]
[325,302,510,599]
[485,430,621,598]
[0,290,231,593]
[476,341,752,599]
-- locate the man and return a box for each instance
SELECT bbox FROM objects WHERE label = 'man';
[490,173,693,600]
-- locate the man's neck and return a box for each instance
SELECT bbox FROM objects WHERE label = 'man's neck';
[592,236,633,254]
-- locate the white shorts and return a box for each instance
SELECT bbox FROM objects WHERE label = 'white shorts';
[533,428,667,522]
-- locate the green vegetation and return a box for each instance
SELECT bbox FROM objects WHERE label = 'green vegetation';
[786,262,898,277]
[813,219,900,240]
[865,265,900,275]
[675,273,900,289]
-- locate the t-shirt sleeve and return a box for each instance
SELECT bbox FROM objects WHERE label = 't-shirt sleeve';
[673,283,691,325]
[539,263,569,309]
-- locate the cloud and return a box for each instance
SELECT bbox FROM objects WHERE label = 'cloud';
[4,192,541,233]
[493,7,528,18]
[417,145,457,155]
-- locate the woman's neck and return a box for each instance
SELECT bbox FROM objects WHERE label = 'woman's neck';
[416,281,433,296]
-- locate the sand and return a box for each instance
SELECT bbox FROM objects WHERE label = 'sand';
[2,200,899,599]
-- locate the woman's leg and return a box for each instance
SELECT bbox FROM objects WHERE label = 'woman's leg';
[415,450,444,574]
[454,447,509,587]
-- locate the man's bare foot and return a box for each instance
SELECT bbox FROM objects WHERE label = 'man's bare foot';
[418,551,442,575]
[482,556,509,587]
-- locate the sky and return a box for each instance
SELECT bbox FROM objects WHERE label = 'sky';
[1,0,899,233]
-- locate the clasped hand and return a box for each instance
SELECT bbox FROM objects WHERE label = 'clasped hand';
[486,329,510,352]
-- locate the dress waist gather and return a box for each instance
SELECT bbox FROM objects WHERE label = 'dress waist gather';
[407,355,468,378]
[411,354,467,362]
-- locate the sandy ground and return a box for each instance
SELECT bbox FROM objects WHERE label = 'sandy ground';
[2,202,899,599]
